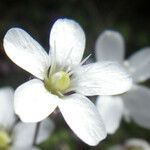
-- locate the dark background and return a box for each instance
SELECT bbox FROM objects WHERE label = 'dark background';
[0,0,150,149]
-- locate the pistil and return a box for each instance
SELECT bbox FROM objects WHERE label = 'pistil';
[45,71,71,95]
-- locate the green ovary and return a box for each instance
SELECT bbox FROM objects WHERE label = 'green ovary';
[0,130,11,149]
[45,71,71,94]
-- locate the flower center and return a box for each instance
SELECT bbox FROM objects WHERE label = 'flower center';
[0,130,11,149]
[45,71,71,95]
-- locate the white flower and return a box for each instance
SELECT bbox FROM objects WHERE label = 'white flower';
[11,118,54,150]
[108,138,150,150]
[95,30,150,134]
[3,18,132,146]
[0,87,54,150]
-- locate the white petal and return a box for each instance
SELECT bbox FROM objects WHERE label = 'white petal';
[125,138,150,150]
[49,18,85,67]
[122,105,131,123]
[3,28,50,79]
[73,62,132,96]
[36,118,54,144]
[11,146,41,150]
[58,94,107,146]
[12,118,54,148]
[95,30,125,63]
[14,79,59,122]
[96,96,124,134]
[0,87,15,130]
[122,85,150,128]
[126,47,150,82]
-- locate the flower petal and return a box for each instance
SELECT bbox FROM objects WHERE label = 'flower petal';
[49,18,85,67]
[96,96,124,134]
[11,146,41,150]
[0,87,15,130]
[37,118,54,144]
[12,118,54,148]
[73,62,132,96]
[125,138,150,150]
[126,47,150,83]
[3,28,50,79]
[14,79,59,122]
[95,30,125,63]
[58,94,107,146]
[122,85,150,128]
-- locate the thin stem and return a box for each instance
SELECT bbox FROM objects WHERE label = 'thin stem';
[33,122,41,146]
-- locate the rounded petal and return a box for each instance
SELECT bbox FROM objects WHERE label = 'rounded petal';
[49,18,85,67]
[3,28,50,79]
[122,85,150,128]
[58,94,107,146]
[0,87,15,130]
[72,62,132,96]
[126,47,150,83]
[125,138,150,150]
[96,96,124,134]
[14,79,59,122]
[95,30,125,63]
[12,118,54,148]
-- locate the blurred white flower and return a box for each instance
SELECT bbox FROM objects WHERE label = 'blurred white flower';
[3,18,132,146]
[95,30,150,134]
[11,118,54,150]
[108,138,150,150]
[0,87,54,149]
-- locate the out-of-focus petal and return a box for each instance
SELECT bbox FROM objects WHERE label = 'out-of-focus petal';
[0,87,15,130]
[72,62,132,96]
[95,30,124,63]
[59,94,106,146]
[12,118,54,148]
[36,118,54,144]
[14,79,59,122]
[3,28,50,80]
[126,47,150,83]
[122,85,150,129]
[125,138,150,150]
[49,18,85,67]
[11,146,41,150]
[96,96,124,134]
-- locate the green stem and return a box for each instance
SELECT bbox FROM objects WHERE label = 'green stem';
[33,122,41,146]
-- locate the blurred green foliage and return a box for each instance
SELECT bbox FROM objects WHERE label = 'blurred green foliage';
[0,0,150,149]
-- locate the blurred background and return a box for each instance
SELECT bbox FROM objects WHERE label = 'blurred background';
[0,0,150,149]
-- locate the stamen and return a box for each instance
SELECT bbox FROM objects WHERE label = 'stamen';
[68,54,92,76]
[66,66,71,73]
[49,41,57,76]
[56,91,64,97]
[59,47,74,71]
[80,54,92,66]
